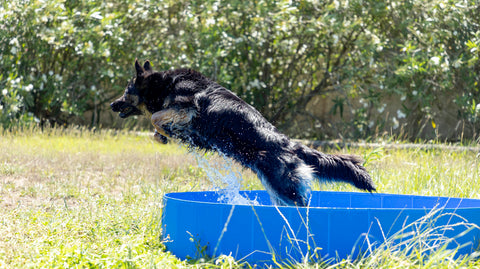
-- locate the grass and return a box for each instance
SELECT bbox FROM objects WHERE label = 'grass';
[0,126,479,268]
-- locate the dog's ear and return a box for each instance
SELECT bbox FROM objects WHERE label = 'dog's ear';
[143,60,152,72]
[135,59,145,77]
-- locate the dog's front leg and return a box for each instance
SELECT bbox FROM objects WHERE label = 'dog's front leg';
[151,108,196,140]
[153,130,169,144]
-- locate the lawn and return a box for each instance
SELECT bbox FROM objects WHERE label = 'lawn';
[1,127,479,268]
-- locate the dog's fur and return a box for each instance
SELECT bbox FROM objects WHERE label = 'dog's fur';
[111,60,376,206]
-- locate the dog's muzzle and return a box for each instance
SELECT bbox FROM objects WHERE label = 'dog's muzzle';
[111,100,143,118]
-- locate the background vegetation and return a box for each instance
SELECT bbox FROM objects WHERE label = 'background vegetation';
[1,0,479,140]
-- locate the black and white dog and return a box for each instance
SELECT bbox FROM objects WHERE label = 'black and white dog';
[111,60,376,206]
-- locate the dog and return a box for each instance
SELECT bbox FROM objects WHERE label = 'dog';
[111,60,376,206]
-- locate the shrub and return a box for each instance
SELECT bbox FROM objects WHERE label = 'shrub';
[0,0,166,127]
[1,0,479,140]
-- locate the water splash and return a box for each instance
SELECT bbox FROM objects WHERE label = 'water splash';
[193,151,258,205]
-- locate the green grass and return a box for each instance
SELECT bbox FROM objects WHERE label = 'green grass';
[1,127,479,268]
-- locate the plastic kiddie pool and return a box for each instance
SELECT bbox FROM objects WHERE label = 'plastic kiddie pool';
[162,191,480,264]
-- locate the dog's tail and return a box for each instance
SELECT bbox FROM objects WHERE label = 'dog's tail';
[293,143,376,192]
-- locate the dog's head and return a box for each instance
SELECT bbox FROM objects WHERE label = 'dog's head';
[111,60,153,118]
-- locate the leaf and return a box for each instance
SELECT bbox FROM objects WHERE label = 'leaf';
[90,11,103,20]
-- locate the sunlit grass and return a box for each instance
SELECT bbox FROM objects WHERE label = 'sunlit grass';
[320,145,480,200]
[0,126,479,268]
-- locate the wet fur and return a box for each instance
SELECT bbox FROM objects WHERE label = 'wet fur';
[111,60,376,206]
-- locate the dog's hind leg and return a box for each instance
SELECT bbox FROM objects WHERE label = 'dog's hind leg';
[253,153,313,206]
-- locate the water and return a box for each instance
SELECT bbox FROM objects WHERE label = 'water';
[193,151,258,205]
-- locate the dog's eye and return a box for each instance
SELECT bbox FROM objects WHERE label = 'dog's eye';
[126,79,134,89]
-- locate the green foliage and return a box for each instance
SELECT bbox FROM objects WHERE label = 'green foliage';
[0,0,166,127]
[373,0,480,139]
[1,0,479,140]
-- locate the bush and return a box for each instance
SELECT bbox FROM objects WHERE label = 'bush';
[373,0,480,140]
[0,0,166,127]
[1,0,479,140]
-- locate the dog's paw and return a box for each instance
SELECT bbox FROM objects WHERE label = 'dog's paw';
[153,130,168,144]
